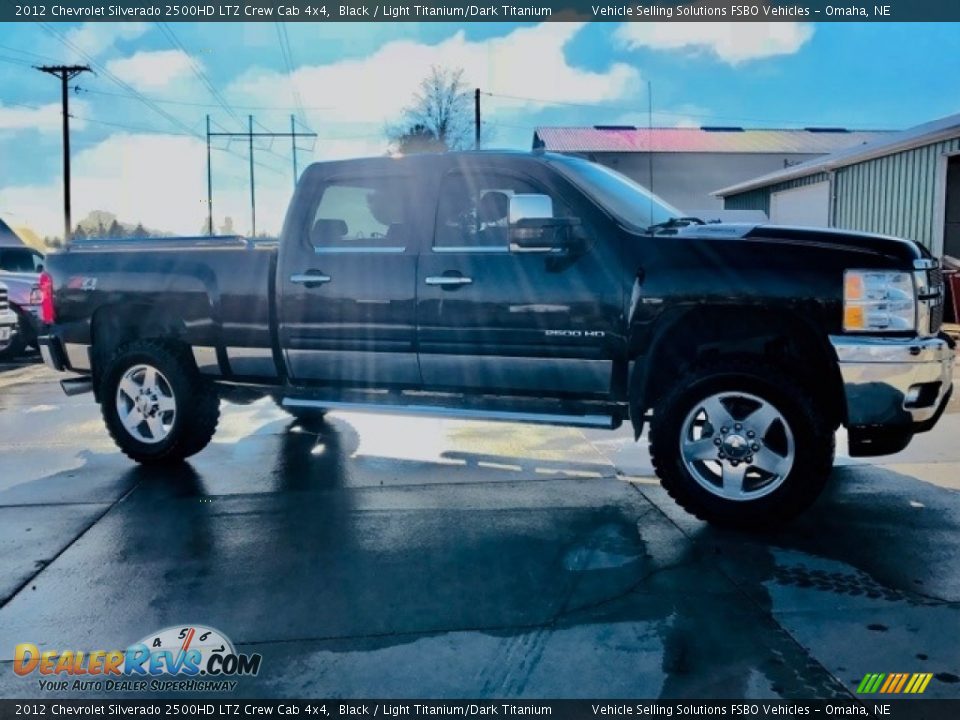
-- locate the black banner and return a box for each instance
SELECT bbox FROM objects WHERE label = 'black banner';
[4,0,960,23]
[2,701,960,720]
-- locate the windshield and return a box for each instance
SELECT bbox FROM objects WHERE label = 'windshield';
[547,155,683,232]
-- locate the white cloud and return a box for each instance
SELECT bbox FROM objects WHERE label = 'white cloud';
[0,102,89,133]
[615,22,814,65]
[227,23,639,128]
[62,23,149,60]
[0,131,328,238]
[106,50,196,91]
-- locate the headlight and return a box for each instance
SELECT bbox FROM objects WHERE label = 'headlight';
[843,270,915,332]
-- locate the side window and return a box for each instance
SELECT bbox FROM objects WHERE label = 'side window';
[434,173,571,250]
[309,176,409,250]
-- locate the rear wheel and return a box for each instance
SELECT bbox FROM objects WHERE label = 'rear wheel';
[101,340,220,464]
[649,359,834,529]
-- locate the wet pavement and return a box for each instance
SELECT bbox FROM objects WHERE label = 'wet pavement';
[0,360,959,700]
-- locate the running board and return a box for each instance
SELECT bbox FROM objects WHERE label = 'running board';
[281,397,618,429]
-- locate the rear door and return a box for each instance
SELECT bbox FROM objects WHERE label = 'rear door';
[416,160,623,398]
[278,169,421,386]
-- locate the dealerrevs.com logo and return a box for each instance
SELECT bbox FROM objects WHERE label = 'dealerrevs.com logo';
[14,625,262,693]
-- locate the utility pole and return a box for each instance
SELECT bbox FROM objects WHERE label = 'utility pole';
[36,65,91,244]
[207,119,317,238]
[206,115,214,236]
[248,115,256,236]
[291,115,298,192]
[474,88,481,150]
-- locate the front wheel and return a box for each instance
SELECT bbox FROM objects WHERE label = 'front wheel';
[649,359,834,529]
[101,340,220,464]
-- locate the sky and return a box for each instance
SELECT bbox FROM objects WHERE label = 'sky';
[0,21,958,238]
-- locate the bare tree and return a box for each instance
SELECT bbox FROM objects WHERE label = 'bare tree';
[389,66,474,153]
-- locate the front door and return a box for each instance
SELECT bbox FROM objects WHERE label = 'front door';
[278,171,420,387]
[416,163,622,398]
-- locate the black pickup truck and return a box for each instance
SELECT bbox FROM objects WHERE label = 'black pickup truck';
[38,151,954,527]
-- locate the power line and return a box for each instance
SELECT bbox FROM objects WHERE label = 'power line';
[37,22,290,180]
[274,22,310,130]
[73,85,332,111]
[0,43,61,63]
[157,23,243,128]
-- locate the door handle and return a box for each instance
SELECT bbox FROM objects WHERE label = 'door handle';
[425,276,472,286]
[290,272,332,286]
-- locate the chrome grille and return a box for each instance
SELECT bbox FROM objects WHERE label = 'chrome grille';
[0,287,8,313]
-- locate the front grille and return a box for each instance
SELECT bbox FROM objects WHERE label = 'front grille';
[0,288,8,313]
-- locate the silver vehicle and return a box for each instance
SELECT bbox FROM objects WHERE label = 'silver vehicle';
[0,282,19,354]
[0,245,44,359]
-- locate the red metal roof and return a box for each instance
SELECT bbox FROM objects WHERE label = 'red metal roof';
[534,127,892,154]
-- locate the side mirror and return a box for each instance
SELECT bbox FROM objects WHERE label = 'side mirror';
[508,194,581,253]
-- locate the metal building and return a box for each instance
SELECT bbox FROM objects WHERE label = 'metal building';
[532,126,890,219]
[714,113,960,257]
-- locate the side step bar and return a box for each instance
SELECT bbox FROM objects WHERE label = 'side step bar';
[281,398,618,429]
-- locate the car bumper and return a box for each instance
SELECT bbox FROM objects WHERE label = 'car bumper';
[39,334,68,371]
[831,333,954,431]
[0,308,17,340]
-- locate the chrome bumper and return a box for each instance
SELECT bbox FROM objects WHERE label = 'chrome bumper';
[831,334,954,428]
[0,307,16,328]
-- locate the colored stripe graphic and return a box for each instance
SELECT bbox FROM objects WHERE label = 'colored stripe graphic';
[879,674,897,693]
[857,672,933,694]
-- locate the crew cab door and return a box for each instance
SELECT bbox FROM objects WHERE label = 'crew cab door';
[278,170,421,386]
[416,161,622,397]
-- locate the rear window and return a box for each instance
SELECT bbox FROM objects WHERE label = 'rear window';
[309,177,410,250]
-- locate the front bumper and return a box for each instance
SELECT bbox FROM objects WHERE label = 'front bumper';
[0,308,17,340]
[831,333,954,431]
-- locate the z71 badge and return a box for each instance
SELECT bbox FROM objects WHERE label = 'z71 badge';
[67,277,97,291]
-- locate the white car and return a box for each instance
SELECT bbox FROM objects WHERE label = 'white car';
[0,281,18,353]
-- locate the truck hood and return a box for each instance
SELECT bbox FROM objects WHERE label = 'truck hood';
[677,223,927,265]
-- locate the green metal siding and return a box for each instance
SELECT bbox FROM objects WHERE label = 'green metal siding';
[723,136,960,252]
[833,137,960,250]
[723,173,829,216]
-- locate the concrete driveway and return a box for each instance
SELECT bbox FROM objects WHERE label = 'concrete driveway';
[0,361,958,700]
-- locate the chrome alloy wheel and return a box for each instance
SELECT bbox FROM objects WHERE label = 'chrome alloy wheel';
[679,391,795,502]
[115,364,177,444]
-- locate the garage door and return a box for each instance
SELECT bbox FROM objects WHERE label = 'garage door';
[770,181,830,227]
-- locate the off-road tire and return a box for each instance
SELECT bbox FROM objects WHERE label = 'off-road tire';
[649,358,834,529]
[101,339,220,464]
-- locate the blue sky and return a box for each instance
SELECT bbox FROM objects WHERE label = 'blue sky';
[0,21,958,237]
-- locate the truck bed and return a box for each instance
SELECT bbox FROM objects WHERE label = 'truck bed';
[46,236,278,355]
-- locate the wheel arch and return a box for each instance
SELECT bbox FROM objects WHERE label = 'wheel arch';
[629,304,844,438]
[90,303,194,401]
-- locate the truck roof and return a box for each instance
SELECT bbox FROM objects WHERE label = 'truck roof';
[301,150,560,178]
